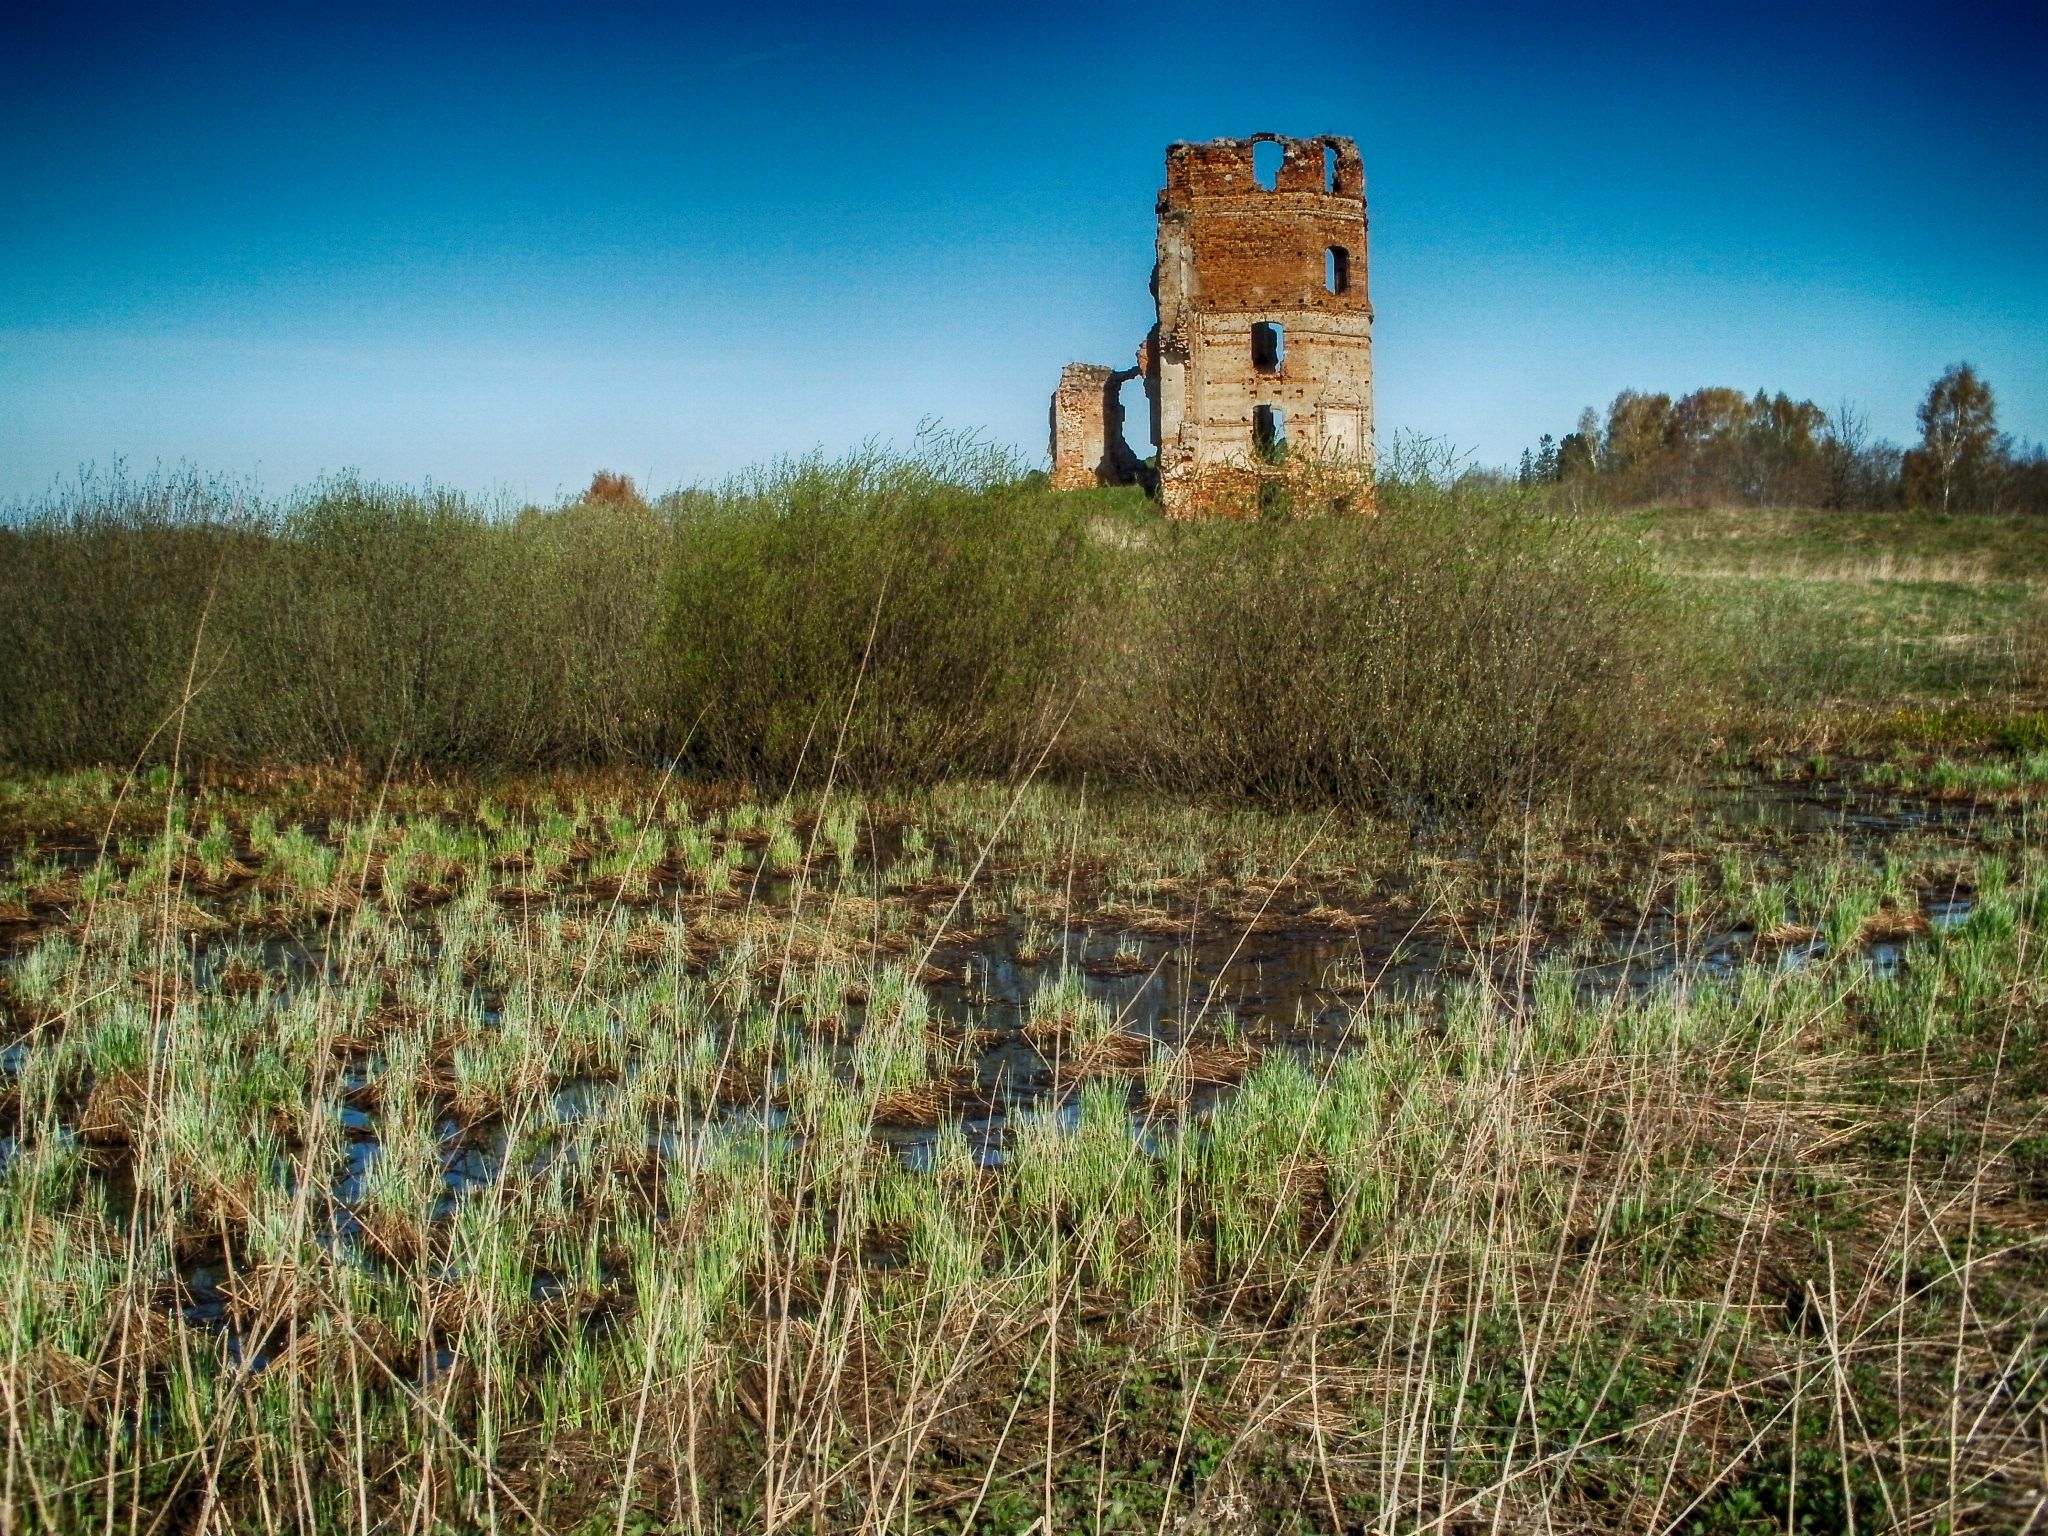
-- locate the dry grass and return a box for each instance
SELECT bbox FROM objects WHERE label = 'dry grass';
[0,761,2043,1531]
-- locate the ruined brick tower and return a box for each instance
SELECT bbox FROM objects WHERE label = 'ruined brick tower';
[1050,134,1373,516]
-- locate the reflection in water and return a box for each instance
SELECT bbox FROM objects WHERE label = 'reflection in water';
[0,776,2006,1368]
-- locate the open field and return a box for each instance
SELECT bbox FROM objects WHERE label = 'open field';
[3,476,2048,1533]
[1627,506,2048,741]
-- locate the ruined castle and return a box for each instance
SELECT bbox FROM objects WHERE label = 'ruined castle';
[1050,134,1373,516]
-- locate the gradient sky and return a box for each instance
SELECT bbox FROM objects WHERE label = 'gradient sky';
[4,0,2043,503]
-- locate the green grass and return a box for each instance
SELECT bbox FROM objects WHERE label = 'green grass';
[1626,504,2048,583]
[1623,504,2048,739]
[0,764,2043,1532]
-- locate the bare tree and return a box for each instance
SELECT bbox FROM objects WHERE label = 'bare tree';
[1821,398,1870,509]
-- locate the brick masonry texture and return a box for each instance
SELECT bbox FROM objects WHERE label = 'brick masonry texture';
[1049,134,1373,516]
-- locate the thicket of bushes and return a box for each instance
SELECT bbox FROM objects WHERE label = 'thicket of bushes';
[0,469,673,771]
[1135,485,1689,815]
[662,443,1104,785]
[0,445,1696,820]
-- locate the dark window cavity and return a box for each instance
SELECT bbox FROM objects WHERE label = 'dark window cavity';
[1254,405,1288,463]
[1252,322,1285,375]
[1325,246,1351,294]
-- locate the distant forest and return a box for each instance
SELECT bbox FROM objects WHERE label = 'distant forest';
[1520,363,2048,513]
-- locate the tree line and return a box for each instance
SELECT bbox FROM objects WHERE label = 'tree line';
[1519,364,2048,512]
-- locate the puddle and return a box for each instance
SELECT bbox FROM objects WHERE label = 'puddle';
[1705,780,2013,842]
[1926,897,1974,931]
[0,779,2012,1370]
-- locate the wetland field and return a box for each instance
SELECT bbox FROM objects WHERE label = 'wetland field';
[3,462,2047,1534]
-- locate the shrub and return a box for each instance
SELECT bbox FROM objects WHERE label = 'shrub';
[0,467,264,768]
[0,449,1700,823]
[1129,479,1698,818]
[0,467,674,770]
[661,440,1102,785]
[238,480,674,766]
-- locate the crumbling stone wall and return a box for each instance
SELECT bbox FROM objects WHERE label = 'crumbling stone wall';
[1050,134,1373,516]
[1049,363,1141,490]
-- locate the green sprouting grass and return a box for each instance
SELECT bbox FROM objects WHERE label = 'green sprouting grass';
[1695,570,2042,708]
[0,766,2044,1531]
[1625,504,2048,584]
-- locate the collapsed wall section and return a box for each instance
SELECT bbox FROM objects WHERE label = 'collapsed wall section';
[1048,362,1141,491]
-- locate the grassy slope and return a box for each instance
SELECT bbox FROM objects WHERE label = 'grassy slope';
[1626,506,2048,735]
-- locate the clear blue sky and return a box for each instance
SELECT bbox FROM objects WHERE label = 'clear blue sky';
[3,0,2043,502]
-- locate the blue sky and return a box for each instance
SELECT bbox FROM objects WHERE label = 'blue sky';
[3,0,2043,502]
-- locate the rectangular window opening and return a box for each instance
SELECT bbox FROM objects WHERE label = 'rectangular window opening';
[1254,405,1288,464]
[1252,139,1283,190]
[1251,321,1285,375]
[1325,246,1351,294]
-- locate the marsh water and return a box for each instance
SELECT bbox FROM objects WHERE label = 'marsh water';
[0,773,2022,1350]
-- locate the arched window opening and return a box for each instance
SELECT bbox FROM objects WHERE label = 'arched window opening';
[1324,143,1339,193]
[1254,405,1288,464]
[1252,139,1283,190]
[1251,322,1285,375]
[1117,373,1154,454]
[1325,246,1351,294]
